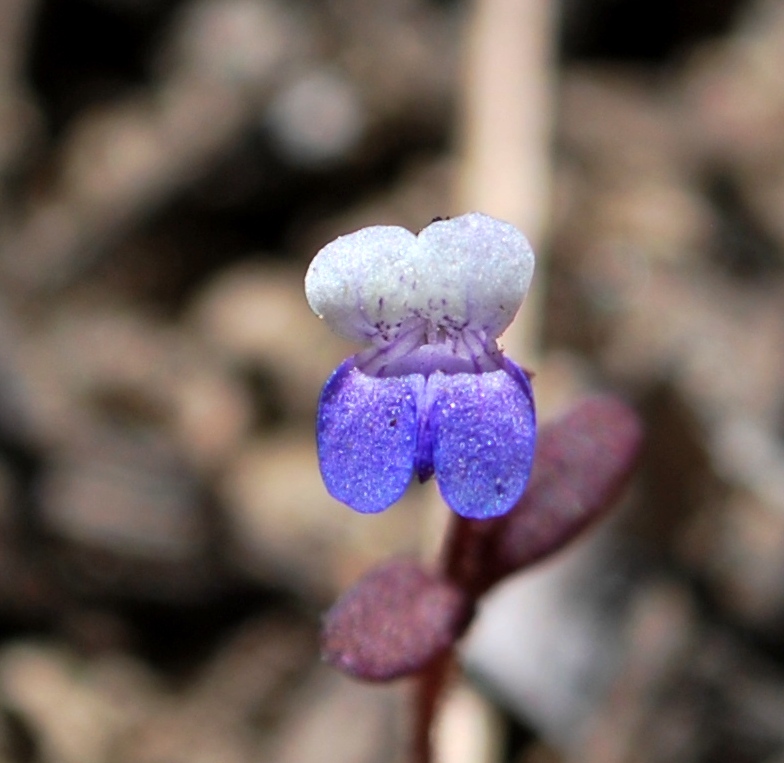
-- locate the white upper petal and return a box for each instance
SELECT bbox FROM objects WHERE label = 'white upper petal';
[305,224,418,343]
[305,212,534,344]
[413,213,534,339]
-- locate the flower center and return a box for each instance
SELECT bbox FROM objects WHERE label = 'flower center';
[356,317,502,377]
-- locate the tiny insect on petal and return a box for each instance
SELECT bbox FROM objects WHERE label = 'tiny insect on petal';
[317,359,423,513]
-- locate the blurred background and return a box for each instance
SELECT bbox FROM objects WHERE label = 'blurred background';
[0,0,783,761]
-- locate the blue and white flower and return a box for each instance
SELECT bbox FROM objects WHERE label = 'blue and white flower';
[305,212,536,519]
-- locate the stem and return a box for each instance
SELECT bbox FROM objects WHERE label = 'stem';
[443,513,502,599]
[410,513,483,762]
[411,650,454,763]
[442,514,476,582]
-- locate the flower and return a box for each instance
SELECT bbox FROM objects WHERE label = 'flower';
[305,212,536,519]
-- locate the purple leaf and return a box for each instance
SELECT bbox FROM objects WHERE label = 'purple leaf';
[482,395,643,588]
[321,559,473,682]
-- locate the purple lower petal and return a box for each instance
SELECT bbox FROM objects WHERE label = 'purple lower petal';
[317,359,423,513]
[429,360,536,519]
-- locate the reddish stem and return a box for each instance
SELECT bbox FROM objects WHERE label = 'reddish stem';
[442,514,476,581]
[411,513,487,762]
[411,650,453,763]
[442,513,501,597]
